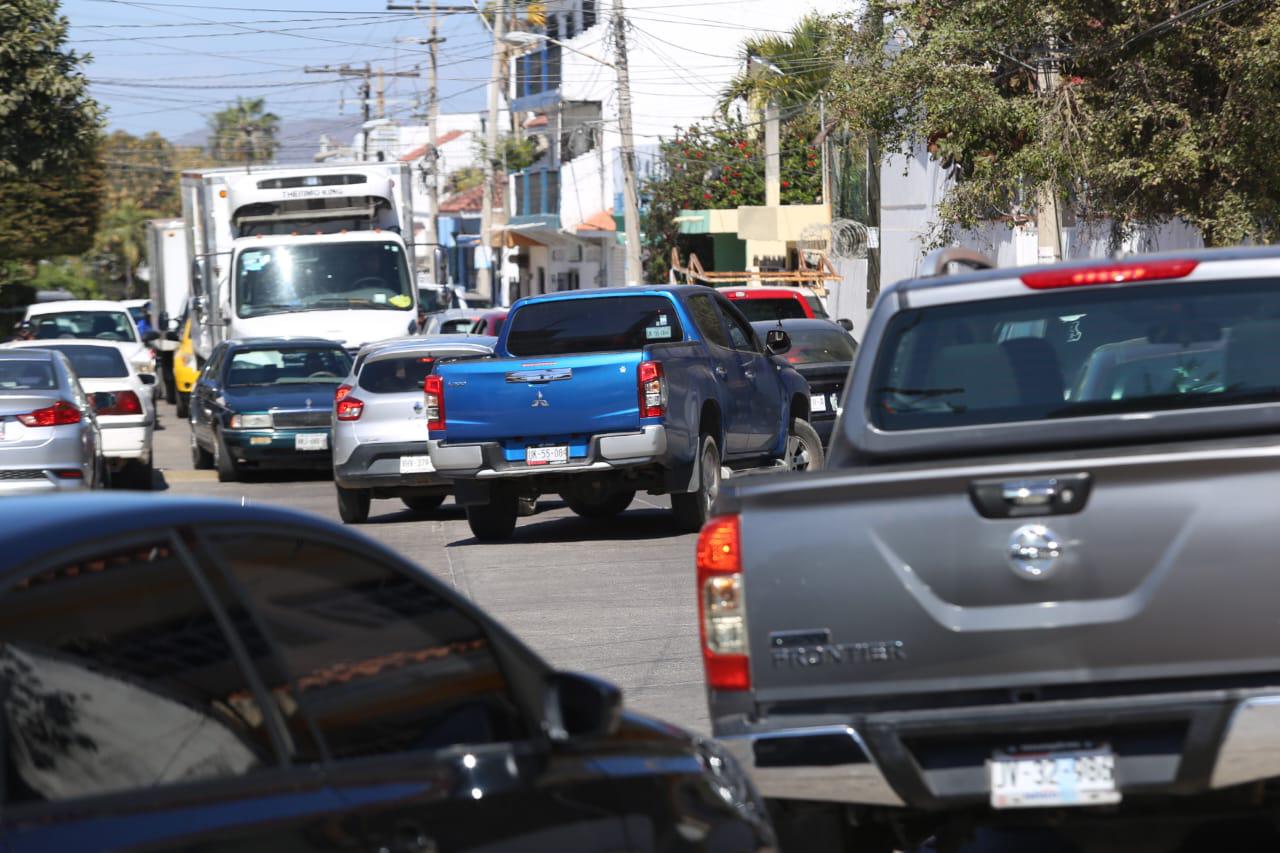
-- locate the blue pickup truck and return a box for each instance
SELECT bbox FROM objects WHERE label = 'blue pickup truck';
[425,285,822,539]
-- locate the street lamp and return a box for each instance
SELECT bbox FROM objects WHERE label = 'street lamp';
[500,30,616,69]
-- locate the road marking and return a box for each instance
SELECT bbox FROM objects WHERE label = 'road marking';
[163,469,218,483]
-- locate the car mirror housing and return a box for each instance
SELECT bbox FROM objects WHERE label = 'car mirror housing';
[838,318,854,332]
[142,330,161,344]
[542,671,622,742]
[139,373,157,386]
[765,329,792,356]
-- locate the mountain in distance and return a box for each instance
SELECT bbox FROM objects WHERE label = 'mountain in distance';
[172,116,362,164]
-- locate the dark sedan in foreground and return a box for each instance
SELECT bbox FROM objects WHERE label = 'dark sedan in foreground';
[0,495,774,852]
[190,337,351,481]
[752,318,856,447]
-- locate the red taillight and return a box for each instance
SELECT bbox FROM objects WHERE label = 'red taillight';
[638,360,666,419]
[95,390,142,416]
[697,514,750,691]
[335,384,353,403]
[54,469,83,480]
[424,374,445,432]
[18,400,81,427]
[1021,258,1198,289]
[336,397,364,421]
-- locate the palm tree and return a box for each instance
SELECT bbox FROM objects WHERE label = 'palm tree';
[719,15,835,114]
[96,199,156,298]
[208,97,280,165]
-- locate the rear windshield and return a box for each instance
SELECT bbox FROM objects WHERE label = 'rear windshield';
[43,345,128,378]
[506,296,684,356]
[731,297,807,322]
[784,328,856,365]
[359,355,437,393]
[873,279,1280,431]
[0,360,57,390]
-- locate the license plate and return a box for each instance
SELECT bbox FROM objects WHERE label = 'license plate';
[989,747,1119,809]
[810,393,828,413]
[526,445,569,466]
[400,454,434,474]
[294,433,328,451]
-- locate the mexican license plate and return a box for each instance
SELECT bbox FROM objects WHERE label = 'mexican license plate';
[810,393,828,413]
[526,445,569,466]
[400,454,434,474]
[295,433,328,451]
[989,746,1119,809]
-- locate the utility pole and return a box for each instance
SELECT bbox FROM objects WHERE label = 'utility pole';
[396,9,446,285]
[478,0,505,305]
[613,0,643,286]
[1035,32,1063,264]
[305,63,419,159]
[864,2,883,308]
[764,101,781,208]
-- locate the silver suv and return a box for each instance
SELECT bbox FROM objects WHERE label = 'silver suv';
[332,335,495,523]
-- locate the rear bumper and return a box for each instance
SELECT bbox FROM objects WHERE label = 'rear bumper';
[334,439,451,492]
[715,687,1280,812]
[428,425,669,479]
[100,423,151,460]
[0,469,90,494]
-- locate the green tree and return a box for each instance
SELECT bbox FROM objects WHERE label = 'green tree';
[445,166,485,195]
[95,199,156,298]
[102,130,181,214]
[208,97,280,165]
[827,1,1280,246]
[720,14,837,114]
[0,0,104,260]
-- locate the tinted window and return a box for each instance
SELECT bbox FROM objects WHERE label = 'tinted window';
[225,347,352,387]
[359,355,437,394]
[214,535,527,759]
[784,328,857,365]
[805,296,830,318]
[686,294,729,348]
[41,345,128,378]
[0,360,57,390]
[506,296,684,356]
[715,298,759,352]
[438,318,473,334]
[0,541,272,804]
[31,311,137,343]
[873,278,1280,431]
[730,297,808,322]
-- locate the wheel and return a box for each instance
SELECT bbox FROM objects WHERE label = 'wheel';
[672,433,722,532]
[466,489,519,541]
[93,456,107,490]
[564,488,635,518]
[214,428,239,482]
[176,391,190,419]
[785,417,825,472]
[337,485,371,524]
[401,494,446,514]
[191,428,213,469]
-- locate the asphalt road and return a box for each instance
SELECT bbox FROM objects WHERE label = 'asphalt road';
[151,398,712,734]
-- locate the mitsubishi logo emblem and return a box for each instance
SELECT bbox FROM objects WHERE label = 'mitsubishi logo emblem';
[531,391,550,408]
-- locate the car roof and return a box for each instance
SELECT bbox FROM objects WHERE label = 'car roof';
[27,300,132,315]
[749,318,845,332]
[431,308,487,319]
[363,338,496,364]
[515,283,712,307]
[721,287,812,298]
[0,347,57,361]
[222,336,344,349]
[360,334,495,355]
[6,339,127,351]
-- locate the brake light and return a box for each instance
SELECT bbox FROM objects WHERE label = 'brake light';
[1021,258,1198,289]
[424,374,445,432]
[638,360,666,419]
[336,396,364,421]
[54,469,84,480]
[696,514,749,691]
[334,384,353,403]
[94,390,142,416]
[17,401,81,427]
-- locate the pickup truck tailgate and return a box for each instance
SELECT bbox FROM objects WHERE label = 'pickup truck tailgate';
[736,441,1280,705]
[436,352,644,442]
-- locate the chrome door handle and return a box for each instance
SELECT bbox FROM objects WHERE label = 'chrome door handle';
[714,366,728,378]
[743,370,755,380]
[1001,479,1059,506]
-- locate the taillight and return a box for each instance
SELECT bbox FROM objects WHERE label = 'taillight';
[335,384,353,403]
[18,400,81,427]
[424,374,445,432]
[1021,258,1198,289]
[336,397,364,421]
[638,360,666,419]
[697,514,749,691]
[54,469,83,480]
[94,390,143,416]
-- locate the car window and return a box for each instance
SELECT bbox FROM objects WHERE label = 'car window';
[31,311,137,343]
[0,540,274,805]
[439,318,472,334]
[212,534,528,760]
[805,296,829,318]
[42,345,129,379]
[507,296,684,356]
[714,297,759,352]
[225,348,352,387]
[730,297,807,322]
[686,294,730,349]
[0,360,57,390]
[784,328,857,365]
[358,355,438,394]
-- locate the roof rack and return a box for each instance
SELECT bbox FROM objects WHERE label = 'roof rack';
[669,248,840,297]
[919,247,997,278]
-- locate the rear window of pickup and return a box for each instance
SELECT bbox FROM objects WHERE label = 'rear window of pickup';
[506,295,684,356]
[873,278,1280,430]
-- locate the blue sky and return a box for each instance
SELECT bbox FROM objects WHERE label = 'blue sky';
[63,0,493,150]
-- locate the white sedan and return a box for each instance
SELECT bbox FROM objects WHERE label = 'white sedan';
[24,300,159,393]
[5,341,155,489]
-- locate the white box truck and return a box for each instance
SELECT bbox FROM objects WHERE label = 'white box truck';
[144,217,189,403]
[180,162,417,361]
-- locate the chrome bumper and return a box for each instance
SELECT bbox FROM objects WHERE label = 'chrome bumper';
[428,425,668,478]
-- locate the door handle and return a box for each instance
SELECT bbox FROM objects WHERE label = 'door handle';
[743,369,755,380]
[969,473,1092,519]
[714,366,728,379]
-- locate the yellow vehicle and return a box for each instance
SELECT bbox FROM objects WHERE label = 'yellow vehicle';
[173,316,199,418]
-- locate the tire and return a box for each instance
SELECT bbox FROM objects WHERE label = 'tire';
[785,417,825,473]
[672,433,722,532]
[401,494,446,514]
[466,489,519,541]
[337,485,371,524]
[214,428,239,483]
[191,428,213,469]
[564,488,635,518]
[176,391,190,419]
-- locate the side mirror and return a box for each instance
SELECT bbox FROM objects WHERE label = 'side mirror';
[765,328,792,356]
[139,373,157,386]
[542,672,622,742]
[164,330,181,342]
[142,330,161,344]
[838,318,854,332]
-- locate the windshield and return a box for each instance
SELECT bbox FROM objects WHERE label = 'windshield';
[872,279,1280,431]
[235,242,413,319]
[506,296,684,356]
[783,327,856,365]
[225,347,352,387]
[31,311,137,343]
[730,297,808,322]
[0,360,57,390]
[40,345,128,378]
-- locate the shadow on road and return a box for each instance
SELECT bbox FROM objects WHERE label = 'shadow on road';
[448,500,689,546]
